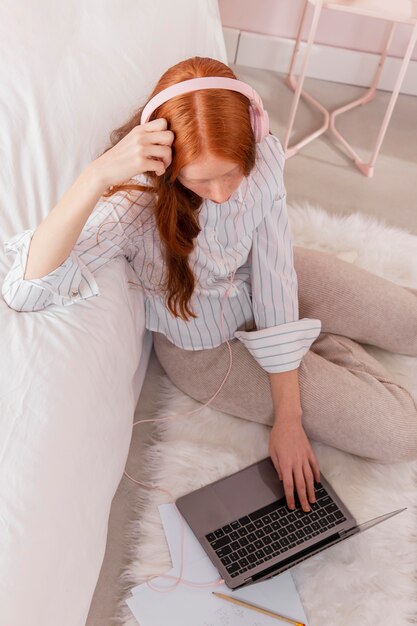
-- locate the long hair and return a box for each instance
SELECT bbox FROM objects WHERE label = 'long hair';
[97,56,258,321]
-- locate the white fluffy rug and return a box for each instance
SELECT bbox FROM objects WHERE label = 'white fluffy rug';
[117,202,417,626]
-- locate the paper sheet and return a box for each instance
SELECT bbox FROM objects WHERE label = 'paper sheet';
[126,503,309,626]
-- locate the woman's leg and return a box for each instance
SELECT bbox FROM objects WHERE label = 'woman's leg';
[153,330,417,464]
[293,246,417,356]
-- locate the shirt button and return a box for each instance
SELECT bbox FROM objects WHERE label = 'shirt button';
[71,288,79,296]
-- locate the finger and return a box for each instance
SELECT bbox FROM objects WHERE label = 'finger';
[141,117,168,131]
[144,156,166,175]
[144,144,172,168]
[303,462,316,505]
[293,465,310,512]
[282,468,295,510]
[309,452,321,484]
[141,129,175,146]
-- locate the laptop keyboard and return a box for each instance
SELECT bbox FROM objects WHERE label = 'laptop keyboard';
[205,482,347,578]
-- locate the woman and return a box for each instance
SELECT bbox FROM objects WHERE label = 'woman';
[3,57,417,515]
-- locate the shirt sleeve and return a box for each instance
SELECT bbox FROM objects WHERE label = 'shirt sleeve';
[1,183,153,312]
[234,190,322,373]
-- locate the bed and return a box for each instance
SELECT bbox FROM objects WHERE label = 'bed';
[0,2,227,625]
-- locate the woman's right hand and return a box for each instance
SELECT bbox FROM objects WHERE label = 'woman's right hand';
[92,117,175,188]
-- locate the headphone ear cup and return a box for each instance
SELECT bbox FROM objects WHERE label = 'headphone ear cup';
[261,109,270,140]
[249,105,261,143]
[249,104,269,142]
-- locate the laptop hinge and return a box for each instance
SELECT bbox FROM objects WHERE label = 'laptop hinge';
[339,525,360,538]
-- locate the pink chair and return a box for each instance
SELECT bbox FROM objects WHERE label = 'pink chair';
[283,0,417,177]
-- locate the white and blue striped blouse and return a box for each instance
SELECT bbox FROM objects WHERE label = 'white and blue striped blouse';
[2,133,322,373]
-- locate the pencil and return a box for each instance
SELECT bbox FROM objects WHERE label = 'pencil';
[212,591,306,626]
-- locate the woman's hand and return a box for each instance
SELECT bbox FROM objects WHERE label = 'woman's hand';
[92,117,175,188]
[268,417,321,513]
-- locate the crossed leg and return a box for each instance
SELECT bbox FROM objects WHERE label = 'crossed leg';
[153,246,417,463]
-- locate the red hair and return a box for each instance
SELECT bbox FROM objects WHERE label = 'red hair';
[98,56,258,321]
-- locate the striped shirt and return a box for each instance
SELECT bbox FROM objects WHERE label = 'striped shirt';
[1,133,321,373]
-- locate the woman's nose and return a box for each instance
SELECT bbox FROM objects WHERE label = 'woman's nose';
[209,183,232,204]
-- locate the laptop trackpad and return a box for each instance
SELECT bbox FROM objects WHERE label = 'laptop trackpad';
[212,457,285,522]
[177,458,285,536]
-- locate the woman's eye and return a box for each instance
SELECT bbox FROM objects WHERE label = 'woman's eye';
[189,171,238,187]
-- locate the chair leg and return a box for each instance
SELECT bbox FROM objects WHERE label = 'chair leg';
[364,21,417,175]
[327,21,391,175]
[283,0,328,158]
[283,9,417,178]
[330,21,396,119]
[329,21,417,177]
[287,0,310,78]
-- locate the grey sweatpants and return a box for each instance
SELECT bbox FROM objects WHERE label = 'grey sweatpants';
[153,246,417,464]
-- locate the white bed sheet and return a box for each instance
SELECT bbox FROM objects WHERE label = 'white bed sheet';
[0,1,227,625]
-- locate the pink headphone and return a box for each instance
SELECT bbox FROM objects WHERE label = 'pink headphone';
[140,76,270,143]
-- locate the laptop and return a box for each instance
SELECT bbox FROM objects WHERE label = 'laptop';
[175,456,406,590]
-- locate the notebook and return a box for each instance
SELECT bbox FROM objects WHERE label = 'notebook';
[126,502,310,626]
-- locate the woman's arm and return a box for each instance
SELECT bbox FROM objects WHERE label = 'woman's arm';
[2,172,151,312]
[269,368,302,419]
[234,191,322,371]
[2,118,174,311]
[233,188,322,511]
[268,367,321,514]
[23,163,107,280]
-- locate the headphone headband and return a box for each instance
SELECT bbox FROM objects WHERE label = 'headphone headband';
[140,76,269,143]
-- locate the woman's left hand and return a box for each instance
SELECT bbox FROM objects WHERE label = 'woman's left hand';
[268,417,321,513]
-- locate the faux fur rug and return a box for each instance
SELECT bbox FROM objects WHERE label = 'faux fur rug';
[117,202,417,626]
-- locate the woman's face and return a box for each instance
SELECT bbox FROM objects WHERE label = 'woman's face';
[178,153,244,204]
